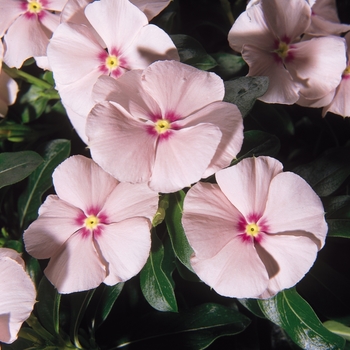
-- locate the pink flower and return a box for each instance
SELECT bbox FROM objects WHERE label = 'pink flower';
[322,32,350,117]
[47,0,179,144]
[228,0,347,104]
[182,156,328,299]
[23,155,159,294]
[0,248,36,344]
[0,43,19,117]
[0,0,68,68]
[130,0,171,20]
[306,0,350,36]
[87,60,244,193]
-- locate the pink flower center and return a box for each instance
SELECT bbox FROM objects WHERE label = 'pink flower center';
[237,213,268,243]
[27,0,42,13]
[146,111,181,140]
[272,38,295,64]
[342,65,350,79]
[98,48,128,79]
[75,208,108,238]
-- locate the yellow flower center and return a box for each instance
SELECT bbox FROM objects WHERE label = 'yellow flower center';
[245,223,260,237]
[27,0,43,13]
[343,65,350,76]
[84,215,99,230]
[275,41,289,59]
[105,55,119,70]
[154,119,171,134]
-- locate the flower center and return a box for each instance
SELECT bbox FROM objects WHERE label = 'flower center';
[27,0,43,13]
[84,215,99,230]
[275,41,289,59]
[245,223,260,237]
[343,65,350,77]
[105,55,119,71]
[155,119,171,134]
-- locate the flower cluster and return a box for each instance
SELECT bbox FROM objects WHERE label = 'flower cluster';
[1,0,342,345]
[228,0,350,116]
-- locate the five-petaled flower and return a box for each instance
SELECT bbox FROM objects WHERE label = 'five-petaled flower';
[24,155,159,294]
[87,60,244,193]
[182,156,328,299]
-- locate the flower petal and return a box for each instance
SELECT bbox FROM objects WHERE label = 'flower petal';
[179,101,243,178]
[4,15,49,68]
[257,233,318,298]
[48,22,104,85]
[23,195,83,259]
[191,236,269,298]
[216,156,283,220]
[141,60,225,118]
[52,155,119,213]
[262,172,328,248]
[87,101,156,184]
[150,123,222,193]
[85,0,148,51]
[44,230,106,293]
[182,182,242,260]
[323,76,350,117]
[95,218,152,285]
[0,0,23,37]
[0,255,36,344]
[122,24,179,70]
[102,182,158,223]
[130,0,171,20]
[287,36,346,100]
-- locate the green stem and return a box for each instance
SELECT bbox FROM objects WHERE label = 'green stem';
[2,62,54,90]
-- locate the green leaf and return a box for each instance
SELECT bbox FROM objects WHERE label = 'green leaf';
[232,130,280,165]
[18,139,71,230]
[324,321,350,341]
[170,34,217,70]
[0,151,43,188]
[238,298,266,319]
[293,148,350,197]
[140,230,178,312]
[92,283,124,329]
[115,303,251,349]
[36,276,61,336]
[258,288,345,350]
[211,52,246,80]
[323,196,350,238]
[164,191,194,272]
[224,76,269,117]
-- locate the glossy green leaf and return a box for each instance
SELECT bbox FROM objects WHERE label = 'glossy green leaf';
[323,196,350,238]
[293,148,350,197]
[36,276,61,336]
[18,139,71,229]
[232,130,280,165]
[324,321,350,341]
[224,76,269,117]
[258,288,345,350]
[170,34,217,70]
[92,283,124,329]
[140,230,178,312]
[0,151,43,188]
[238,298,266,319]
[211,52,246,80]
[115,303,251,349]
[164,191,194,272]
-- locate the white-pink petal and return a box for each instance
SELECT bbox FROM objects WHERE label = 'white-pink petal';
[130,0,171,20]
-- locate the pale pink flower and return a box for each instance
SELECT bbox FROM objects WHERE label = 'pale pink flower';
[182,156,328,299]
[306,0,350,36]
[23,155,159,294]
[0,248,36,344]
[0,0,68,68]
[0,43,19,117]
[61,0,171,23]
[322,32,350,117]
[228,0,347,104]
[47,0,179,144]
[87,60,244,193]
